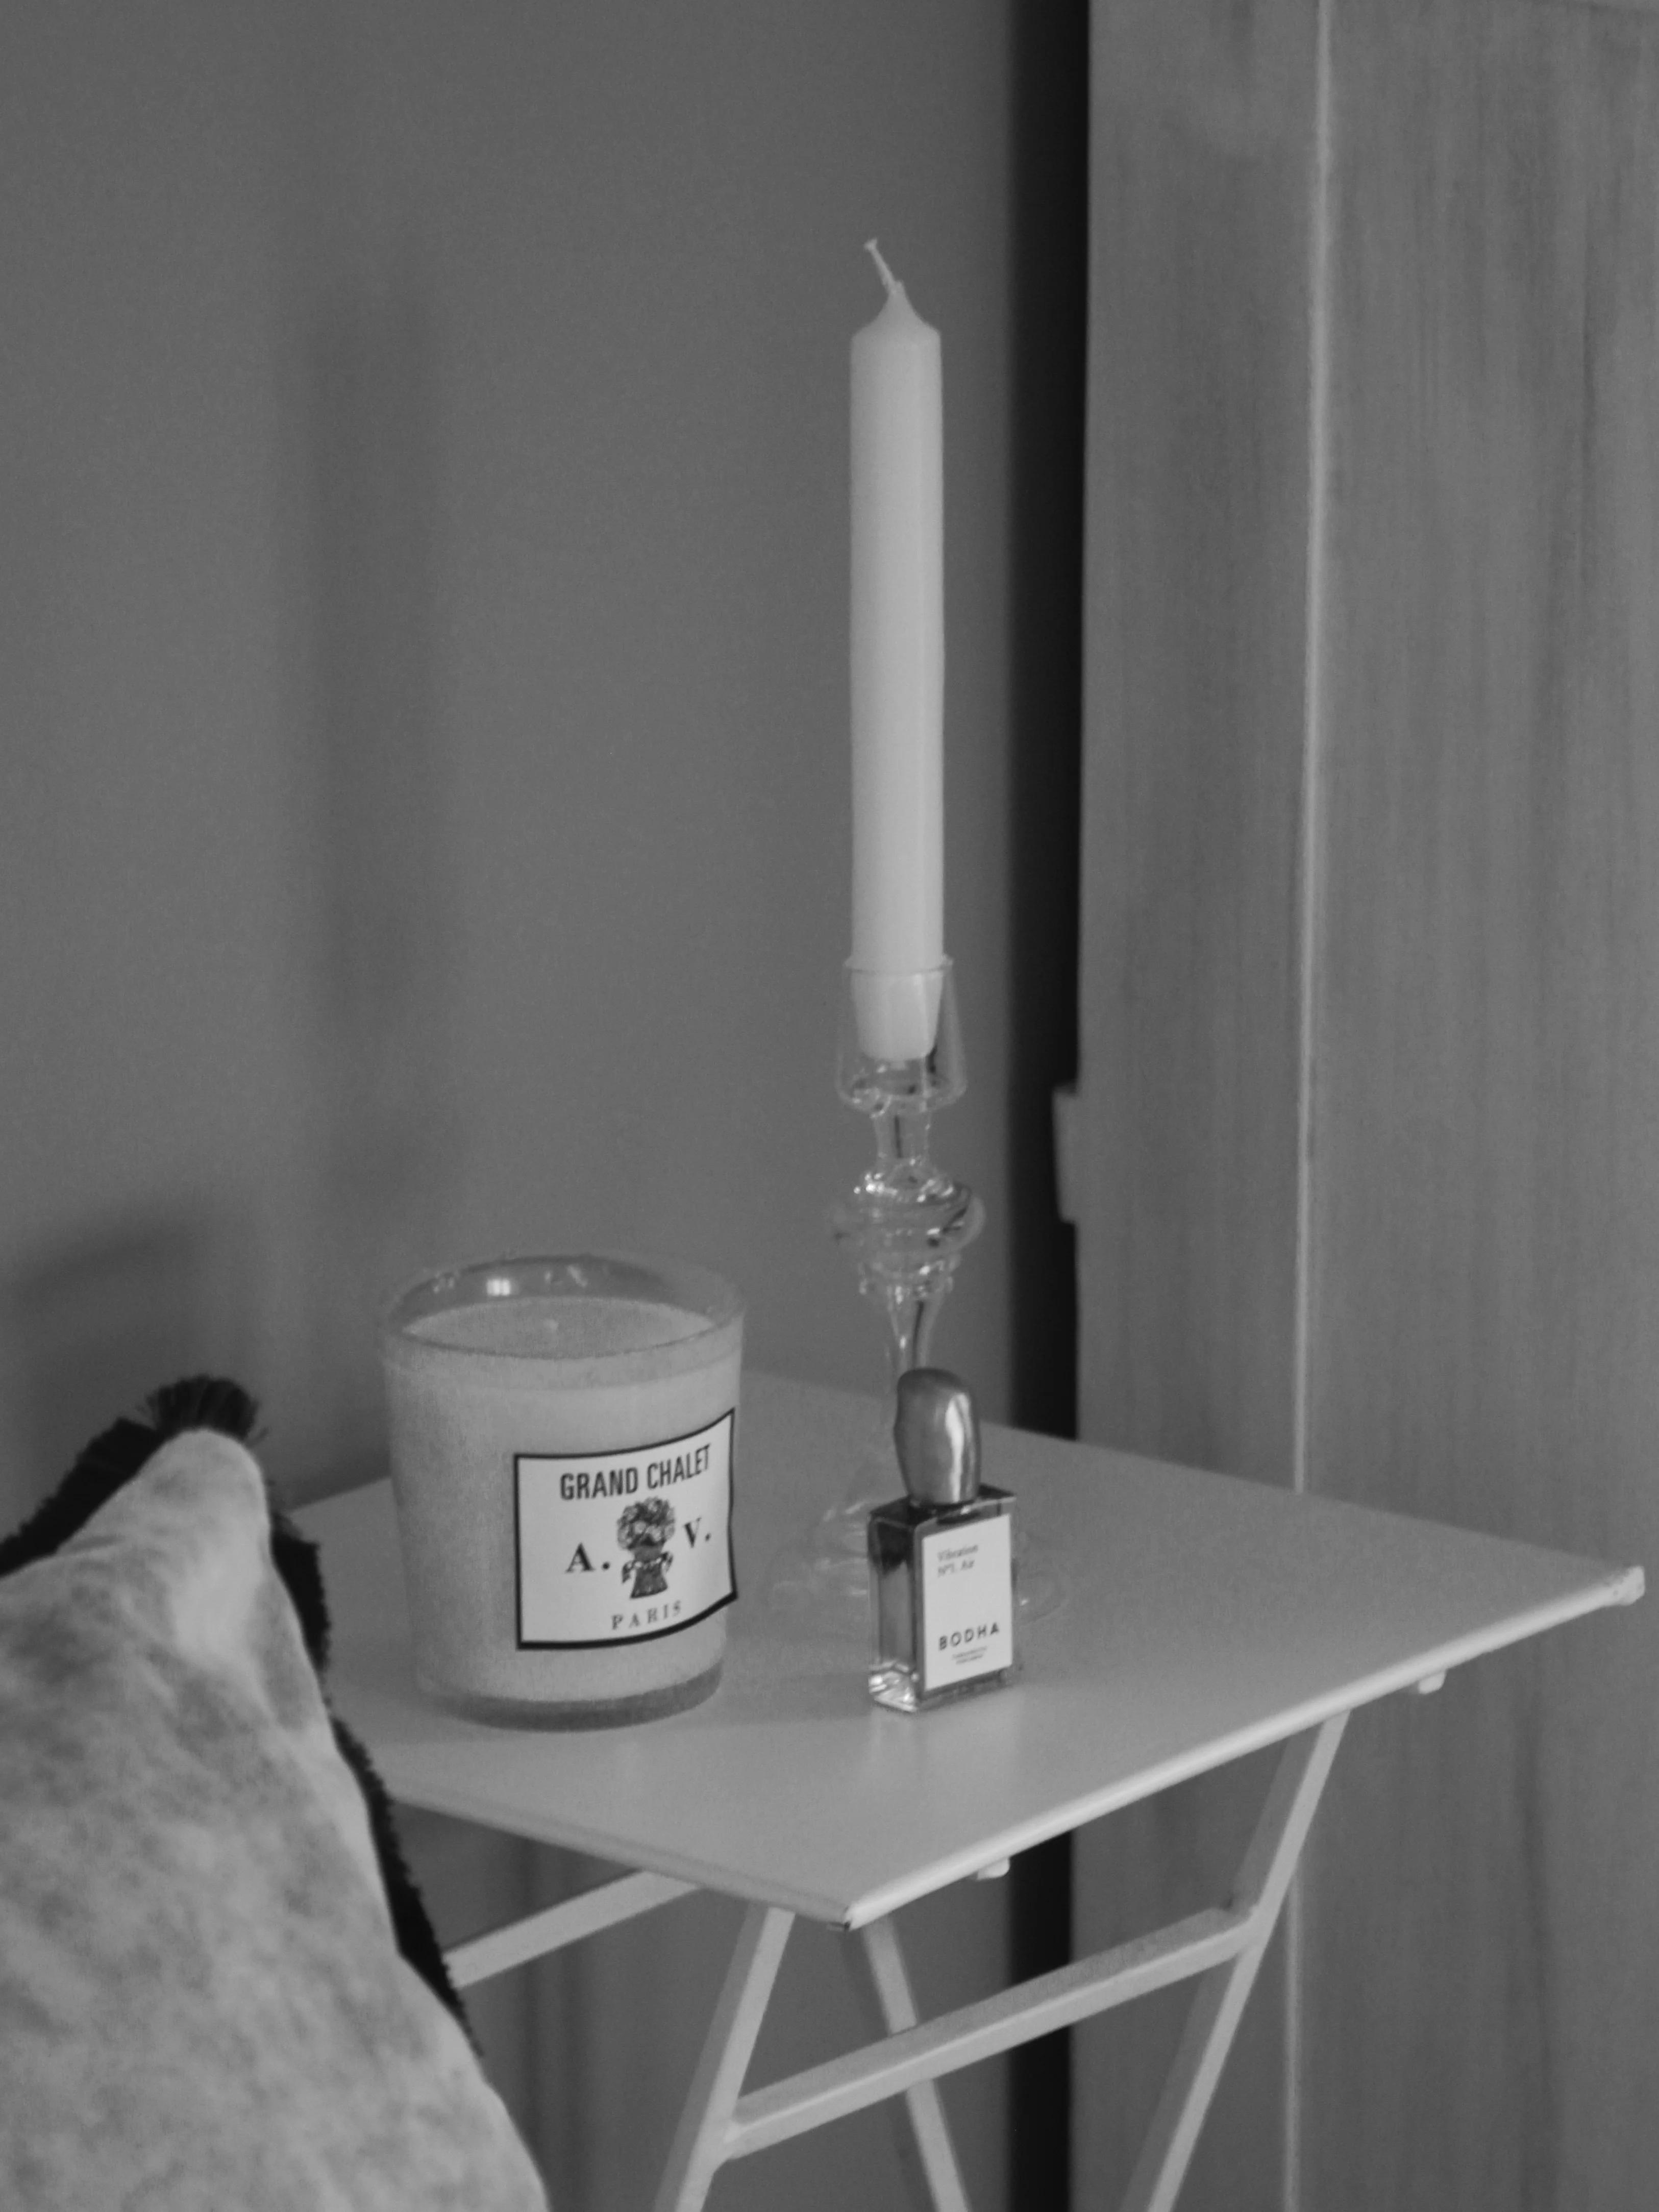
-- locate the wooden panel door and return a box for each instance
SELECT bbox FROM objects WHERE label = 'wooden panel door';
[1073,6,1319,2205]
[1075,2,1659,2206]
[1302,3,1659,2205]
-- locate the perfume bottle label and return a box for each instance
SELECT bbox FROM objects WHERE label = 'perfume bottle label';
[513,1411,736,1647]
[919,1515,1013,1695]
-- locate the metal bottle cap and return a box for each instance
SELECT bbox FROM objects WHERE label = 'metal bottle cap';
[894,1369,980,1507]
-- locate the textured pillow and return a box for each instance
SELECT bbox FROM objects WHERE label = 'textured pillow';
[0,1387,549,2211]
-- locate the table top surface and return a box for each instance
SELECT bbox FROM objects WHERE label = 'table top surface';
[300,1373,1642,1928]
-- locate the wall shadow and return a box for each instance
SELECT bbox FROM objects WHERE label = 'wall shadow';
[2,1205,254,1527]
[294,245,458,1500]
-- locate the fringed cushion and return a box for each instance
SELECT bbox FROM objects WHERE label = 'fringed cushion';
[0,1415,548,2211]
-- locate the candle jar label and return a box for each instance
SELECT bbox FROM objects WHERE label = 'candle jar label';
[514,1411,736,1648]
[918,1515,1013,1695]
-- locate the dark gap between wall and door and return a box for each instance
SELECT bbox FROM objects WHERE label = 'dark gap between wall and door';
[1007,4,1090,2209]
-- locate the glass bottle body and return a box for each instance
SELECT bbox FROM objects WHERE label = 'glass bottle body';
[867,1487,1017,1713]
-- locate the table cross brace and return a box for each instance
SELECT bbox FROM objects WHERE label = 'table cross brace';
[649,1713,1346,2212]
[445,1868,696,1989]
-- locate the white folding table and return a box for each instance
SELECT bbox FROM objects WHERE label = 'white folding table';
[299,1373,1641,2212]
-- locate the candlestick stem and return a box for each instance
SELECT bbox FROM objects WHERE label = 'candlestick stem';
[835,1097,983,1399]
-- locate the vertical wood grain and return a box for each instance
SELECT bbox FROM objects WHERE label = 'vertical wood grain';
[1077,0,1316,1491]
[1302,2,1659,2205]
[1074,6,1319,2206]
[1081,2,1659,2207]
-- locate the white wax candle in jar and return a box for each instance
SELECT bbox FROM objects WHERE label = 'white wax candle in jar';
[850,241,945,1062]
[381,1254,744,1728]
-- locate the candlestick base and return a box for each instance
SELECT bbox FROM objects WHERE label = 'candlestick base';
[766,962,1066,1636]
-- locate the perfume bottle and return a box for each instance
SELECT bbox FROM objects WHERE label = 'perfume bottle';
[868,1368,1017,1712]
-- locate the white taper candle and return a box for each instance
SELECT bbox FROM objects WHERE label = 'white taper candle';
[849,241,944,1059]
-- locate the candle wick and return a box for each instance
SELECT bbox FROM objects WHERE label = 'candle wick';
[865,238,902,300]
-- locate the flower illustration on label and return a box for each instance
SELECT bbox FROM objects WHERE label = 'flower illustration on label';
[617,1496,675,1598]
[514,1412,735,1647]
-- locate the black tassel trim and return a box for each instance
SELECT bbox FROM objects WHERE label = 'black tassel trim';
[331,1714,473,2041]
[0,1375,465,2037]
[269,1506,331,1674]
[0,1375,260,1581]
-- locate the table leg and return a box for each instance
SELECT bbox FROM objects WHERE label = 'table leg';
[1117,1713,1348,2212]
[850,1916,975,2212]
[651,1901,795,2212]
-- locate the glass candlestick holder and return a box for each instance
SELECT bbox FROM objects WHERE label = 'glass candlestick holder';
[831,957,986,1539]
[767,962,979,1632]
[768,961,1065,1635]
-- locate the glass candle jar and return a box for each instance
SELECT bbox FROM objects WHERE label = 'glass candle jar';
[380,1253,743,1727]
